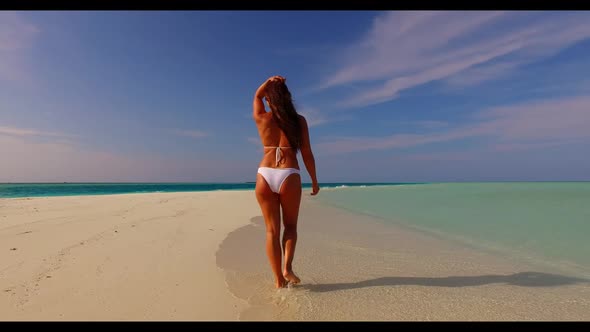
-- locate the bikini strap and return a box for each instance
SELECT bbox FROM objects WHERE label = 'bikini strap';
[263,146,291,166]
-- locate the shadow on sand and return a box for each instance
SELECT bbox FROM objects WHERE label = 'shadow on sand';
[303,272,590,293]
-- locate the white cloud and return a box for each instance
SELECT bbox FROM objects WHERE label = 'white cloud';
[0,12,39,51]
[444,61,524,88]
[396,120,449,129]
[475,96,590,142]
[246,136,259,145]
[315,95,590,154]
[170,129,208,138]
[401,151,480,162]
[492,140,585,152]
[0,12,39,83]
[298,107,328,127]
[0,126,76,139]
[0,135,253,183]
[320,11,590,108]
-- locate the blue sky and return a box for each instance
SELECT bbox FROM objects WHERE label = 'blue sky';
[1,11,590,183]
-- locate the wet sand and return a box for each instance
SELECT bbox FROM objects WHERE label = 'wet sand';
[217,198,590,321]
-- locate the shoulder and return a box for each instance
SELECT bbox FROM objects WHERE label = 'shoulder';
[297,114,308,127]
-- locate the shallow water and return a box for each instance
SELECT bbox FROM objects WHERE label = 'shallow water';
[317,183,590,277]
[216,196,590,321]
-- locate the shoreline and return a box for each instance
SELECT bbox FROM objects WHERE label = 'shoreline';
[0,189,257,200]
[315,197,590,280]
[0,183,410,200]
[217,197,590,321]
[2,190,589,320]
[3,181,588,200]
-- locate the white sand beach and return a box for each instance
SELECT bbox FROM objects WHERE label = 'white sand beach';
[1,191,589,321]
[0,191,259,320]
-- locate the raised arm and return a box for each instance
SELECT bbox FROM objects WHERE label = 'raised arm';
[253,76,285,119]
[299,115,320,196]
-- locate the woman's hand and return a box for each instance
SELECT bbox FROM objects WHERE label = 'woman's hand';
[256,76,285,97]
[254,75,286,116]
[266,75,285,84]
[311,182,320,196]
[271,75,286,83]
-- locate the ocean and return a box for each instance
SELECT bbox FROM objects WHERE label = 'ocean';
[0,182,405,199]
[3,181,588,276]
[317,182,590,278]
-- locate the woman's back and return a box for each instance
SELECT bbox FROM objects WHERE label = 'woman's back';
[255,112,301,169]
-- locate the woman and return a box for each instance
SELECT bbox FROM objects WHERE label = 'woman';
[252,75,320,289]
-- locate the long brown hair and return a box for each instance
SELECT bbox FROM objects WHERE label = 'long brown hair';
[265,81,302,152]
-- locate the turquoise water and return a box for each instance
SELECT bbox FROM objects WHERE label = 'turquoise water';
[317,182,590,277]
[5,182,588,276]
[0,182,410,199]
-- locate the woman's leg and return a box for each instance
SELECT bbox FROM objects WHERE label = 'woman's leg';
[255,173,287,288]
[279,173,302,284]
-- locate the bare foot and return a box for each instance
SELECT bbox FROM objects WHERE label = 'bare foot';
[275,278,289,289]
[283,270,301,284]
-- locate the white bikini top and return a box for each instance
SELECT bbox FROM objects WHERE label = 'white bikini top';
[263,146,292,167]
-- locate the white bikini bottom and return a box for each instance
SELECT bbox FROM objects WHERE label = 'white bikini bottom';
[257,167,300,193]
